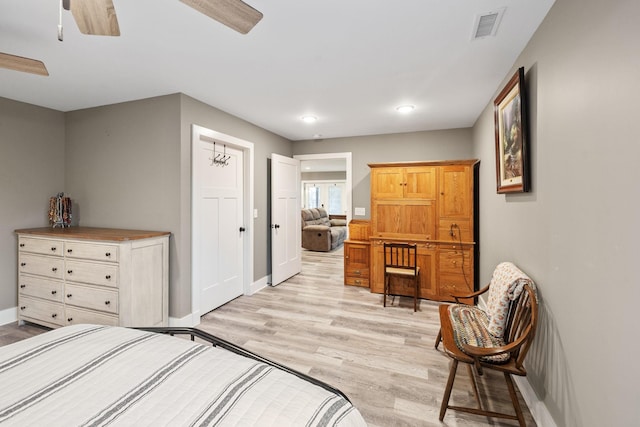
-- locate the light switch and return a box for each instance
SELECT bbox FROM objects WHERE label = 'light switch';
[253,209,258,218]
[354,207,366,216]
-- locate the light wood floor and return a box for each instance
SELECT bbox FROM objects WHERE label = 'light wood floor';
[1,246,535,426]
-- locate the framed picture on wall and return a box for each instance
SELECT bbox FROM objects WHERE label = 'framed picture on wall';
[494,67,530,193]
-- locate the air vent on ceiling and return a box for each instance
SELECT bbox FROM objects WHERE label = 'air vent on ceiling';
[472,8,505,39]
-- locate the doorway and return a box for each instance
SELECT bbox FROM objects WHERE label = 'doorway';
[294,152,352,225]
[191,125,254,325]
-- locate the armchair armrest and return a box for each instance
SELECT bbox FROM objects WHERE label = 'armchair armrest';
[303,225,330,232]
[460,324,533,374]
[451,285,490,303]
[461,330,528,358]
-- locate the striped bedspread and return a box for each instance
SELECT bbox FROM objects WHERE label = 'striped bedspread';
[0,324,367,426]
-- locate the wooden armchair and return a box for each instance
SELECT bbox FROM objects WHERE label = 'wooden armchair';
[435,262,538,426]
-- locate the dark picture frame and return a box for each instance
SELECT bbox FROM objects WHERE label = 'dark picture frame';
[494,67,530,193]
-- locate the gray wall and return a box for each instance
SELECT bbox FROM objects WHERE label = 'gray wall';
[179,94,292,314]
[472,0,639,425]
[65,93,292,319]
[65,94,183,313]
[301,171,346,181]
[293,129,473,217]
[0,98,65,313]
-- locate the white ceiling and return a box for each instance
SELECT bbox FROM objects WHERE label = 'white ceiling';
[0,0,555,141]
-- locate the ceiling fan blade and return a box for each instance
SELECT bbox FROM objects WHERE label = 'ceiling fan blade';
[0,53,49,76]
[180,0,263,34]
[71,0,120,36]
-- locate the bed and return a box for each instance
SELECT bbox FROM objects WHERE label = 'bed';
[0,324,367,426]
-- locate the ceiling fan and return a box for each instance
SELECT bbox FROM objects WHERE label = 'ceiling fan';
[0,0,263,76]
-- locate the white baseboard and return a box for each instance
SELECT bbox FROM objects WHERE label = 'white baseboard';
[169,312,199,327]
[0,307,17,326]
[172,276,270,328]
[474,297,556,426]
[249,275,269,295]
[514,376,556,427]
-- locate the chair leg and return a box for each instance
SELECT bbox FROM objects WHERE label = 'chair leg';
[439,359,458,421]
[434,329,442,349]
[413,275,420,313]
[383,275,388,307]
[467,363,482,410]
[504,373,526,427]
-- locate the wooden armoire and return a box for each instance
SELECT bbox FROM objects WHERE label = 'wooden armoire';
[367,160,479,303]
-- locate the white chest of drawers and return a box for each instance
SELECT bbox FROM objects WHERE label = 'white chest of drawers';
[16,227,170,329]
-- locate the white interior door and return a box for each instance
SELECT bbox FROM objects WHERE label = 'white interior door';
[271,153,301,286]
[193,137,245,315]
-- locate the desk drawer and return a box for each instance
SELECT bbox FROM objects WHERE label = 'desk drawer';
[345,276,369,287]
[346,266,369,279]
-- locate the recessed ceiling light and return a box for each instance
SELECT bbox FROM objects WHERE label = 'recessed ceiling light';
[396,105,415,113]
[301,115,318,123]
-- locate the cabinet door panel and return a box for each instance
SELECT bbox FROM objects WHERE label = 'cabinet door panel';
[344,243,369,269]
[371,168,404,199]
[404,167,436,199]
[439,166,471,218]
[372,201,435,238]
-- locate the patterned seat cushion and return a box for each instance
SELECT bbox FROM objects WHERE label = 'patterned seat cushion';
[448,304,510,364]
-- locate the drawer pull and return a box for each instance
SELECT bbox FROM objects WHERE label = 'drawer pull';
[19,243,25,247]
[67,270,73,274]
[52,267,57,272]
[354,270,361,275]
[67,317,73,322]
[105,275,111,280]
[20,262,26,267]
[20,306,26,310]
[51,313,57,318]
[354,280,361,284]
[67,293,72,298]
[105,300,111,305]
[67,249,73,253]
[20,284,26,289]
[51,247,57,252]
[105,252,111,257]
[51,290,57,295]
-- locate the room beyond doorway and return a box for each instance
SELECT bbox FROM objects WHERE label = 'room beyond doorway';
[294,152,353,226]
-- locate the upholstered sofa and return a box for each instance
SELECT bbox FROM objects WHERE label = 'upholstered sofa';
[301,208,347,252]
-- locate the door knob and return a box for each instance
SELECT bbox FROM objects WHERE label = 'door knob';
[239,227,246,232]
